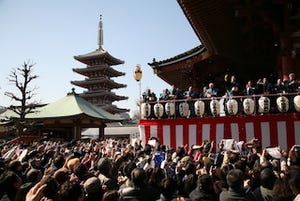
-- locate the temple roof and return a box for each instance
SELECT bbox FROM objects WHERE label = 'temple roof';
[148,0,300,90]
[73,65,125,77]
[149,45,205,67]
[148,45,210,89]
[74,48,124,66]
[177,0,299,72]
[71,78,127,89]
[0,93,123,122]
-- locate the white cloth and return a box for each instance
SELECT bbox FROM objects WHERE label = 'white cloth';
[294,194,300,201]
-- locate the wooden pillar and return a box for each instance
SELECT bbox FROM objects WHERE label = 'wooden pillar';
[98,126,105,140]
[73,119,82,140]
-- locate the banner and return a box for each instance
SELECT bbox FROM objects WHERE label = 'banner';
[139,113,300,150]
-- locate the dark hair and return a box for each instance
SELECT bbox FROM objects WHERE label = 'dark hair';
[97,158,112,176]
[53,169,69,185]
[160,177,177,200]
[221,164,234,181]
[273,176,294,200]
[144,144,152,155]
[40,175,59,200]
[290,148,300,166]
[226,169,244,190]
[176,146,186,158]
[73,163,88,181]
[59,181,83,201]
[228,152,239,164]
[102,190,119,201]
[197,174,214,192]
[260,168,276,189]
[182,174,197,197]
[0,171,22,201]
[8,160,22,172]
[131,168,146,188]
[26,168,41,183]
[185,162,196,175]
[147,167,166,189]
[122,161,136,179]
[287,167,300,193]
[53,155,65,169]
[84,177,103,201]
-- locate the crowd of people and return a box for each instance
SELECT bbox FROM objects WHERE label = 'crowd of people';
[142,73,300,103]
[141,73,300,118]
[1,73,300,201]
[0,137,300,201]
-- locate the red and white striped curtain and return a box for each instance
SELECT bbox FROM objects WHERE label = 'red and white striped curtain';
[139,113,300,150]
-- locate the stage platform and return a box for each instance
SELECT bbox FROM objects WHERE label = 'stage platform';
[139,113,300,150]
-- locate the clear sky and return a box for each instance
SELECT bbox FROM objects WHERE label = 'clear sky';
[0,0,200,117]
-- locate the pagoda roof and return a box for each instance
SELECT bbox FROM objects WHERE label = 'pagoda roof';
[80,90,128,101]
[100,104,130,114]
[73,65,125,77]
[74,48,124,66]
[71,78,127,89]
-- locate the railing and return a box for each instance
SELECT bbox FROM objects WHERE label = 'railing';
[140,92,300,119]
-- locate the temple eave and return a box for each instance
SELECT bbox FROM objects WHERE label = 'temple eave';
[148,45,206,67]
[71,79,126,87]
[101,105,130,114]
[72,68,125,77]
[80,92,128,100]
[148,47,212,88]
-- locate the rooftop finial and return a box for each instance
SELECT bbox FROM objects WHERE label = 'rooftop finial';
[98,14,103,50]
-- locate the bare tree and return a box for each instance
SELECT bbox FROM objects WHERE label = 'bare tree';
[5,61,39,135]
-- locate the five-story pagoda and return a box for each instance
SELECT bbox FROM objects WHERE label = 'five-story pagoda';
[71,15,129,114]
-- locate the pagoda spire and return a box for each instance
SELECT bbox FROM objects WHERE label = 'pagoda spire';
[98,15,103,50]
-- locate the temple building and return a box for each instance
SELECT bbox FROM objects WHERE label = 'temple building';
[71,15,129,114]
[149,0,300,90]
[140,1,300,150]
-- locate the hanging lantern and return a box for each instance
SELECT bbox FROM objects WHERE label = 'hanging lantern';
[194,100,205,117]
[133,65,142,81]
[165,102,175,117]
[276,96,289,113]
[141,102,151,119]
[154,102,164,118]
[258,96,270,114]
[243,98,255,115]
[294,95,300,112]
[210,99,220,116]
[226,99,238,116]
[179,102,189,117]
